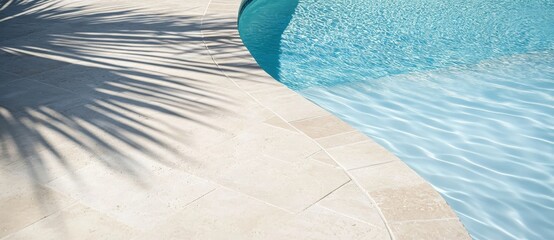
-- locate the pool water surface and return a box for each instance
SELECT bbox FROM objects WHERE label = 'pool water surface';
[239,0,554,239]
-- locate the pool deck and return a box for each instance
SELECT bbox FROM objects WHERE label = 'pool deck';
[0,0,470,239]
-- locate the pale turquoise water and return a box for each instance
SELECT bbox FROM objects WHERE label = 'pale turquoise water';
[239,0,554,239]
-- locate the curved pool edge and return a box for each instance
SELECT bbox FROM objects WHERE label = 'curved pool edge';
[202,0,471,239]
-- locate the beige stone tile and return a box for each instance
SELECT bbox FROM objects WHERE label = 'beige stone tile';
[209,36,252,51]
[4,203,139,240]
[326,140,400,170]
[218,155,350,212]
[97,70,235,109]
[204,44,251,63]
[202,24,241,36]
[0,70,21,86]
[47,104,198,166]
[0,79,84,115]
[248,85,297,99]
[315,130,369,148]
[31,63,128,98]
[291,115,354,139]
[371,183,457,222]
[232,75,284,93]
[0,54,71,77]
[216,63,284,92]
[198,122,321,168]
[211,0,240,4]
[318,182,386,229]
[0,170,76,238]
[136,188,288,240]
[209,52,253,66]
[209,3,241,14]
[308,150,338,167]
[47,162,216,229]
[249,92,329,122]
[349,161,426,192]
[254,205,390,240]
[264,115,298,133]
[0,23,44,43]
[0,0,469,238]
[3,140,99,184]
[203,25,241,38]
[390,219,471,240]
[48,95,251,167]
[0,104,97,168]
[203,4,238,15]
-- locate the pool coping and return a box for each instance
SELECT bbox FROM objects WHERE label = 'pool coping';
[202,0,471,239]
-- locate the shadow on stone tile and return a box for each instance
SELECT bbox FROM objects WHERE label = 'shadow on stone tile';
[0,0,264,224]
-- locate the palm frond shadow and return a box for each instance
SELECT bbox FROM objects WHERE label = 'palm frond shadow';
[0,0,256,190]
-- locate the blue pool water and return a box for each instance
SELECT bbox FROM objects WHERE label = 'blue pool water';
[239,0,554,239]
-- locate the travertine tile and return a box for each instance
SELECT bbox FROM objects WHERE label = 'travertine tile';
[308,150,338,167]
[349,161,426,192]
[0,70,21,86]
[208,3,241,14]
[249,92,329,122]
[194,122,321,170]
[2,140,98,184]
[318,182,386,229]
[31,64,128,97]
[231,74,284,92]
[254,205,390,240]
[248,86,297,99]
[47,162,216,229]
[0,170,76,238]
[315,130,368,148]
[47,103,203,165]
[204,49,256,65]
[0,53,71,77]
[219,63,285,88]
[4,203,139,240]
[326,140,400,169]
[291,114,354,139]
[0,0,468,238]
[0,23,45,42]
[264,115,298,133]
[371,183,457,222]
[0,79,85,114]
[217,155,350,212]
[136,188,288,240]
[211,0,239,4]
[390,219,471,240]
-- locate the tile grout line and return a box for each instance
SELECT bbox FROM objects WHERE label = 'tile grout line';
[299,179,352,213]
[324,138,373,149]
[181,187,218,208]
[211,183,296,214]
[316,204,388,231]
[261,120,302,134]
[346,160,396,172]
[392,217,460,224]
[199,2,395,239]
[287,112,336,123]
[0,200,80,240]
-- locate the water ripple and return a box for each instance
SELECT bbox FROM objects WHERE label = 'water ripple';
[239,0,554,238]
[300,53,554,239]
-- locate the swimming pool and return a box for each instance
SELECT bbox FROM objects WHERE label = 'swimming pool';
[238,0,554,239]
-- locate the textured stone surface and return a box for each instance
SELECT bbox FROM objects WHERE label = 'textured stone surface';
[318,182,387,229]
[135,188,288,240]
[327,140,400,170]
[390,219,471,240]
[4,204,139,240]
[291,114,354,139]
[0,0,469,239]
